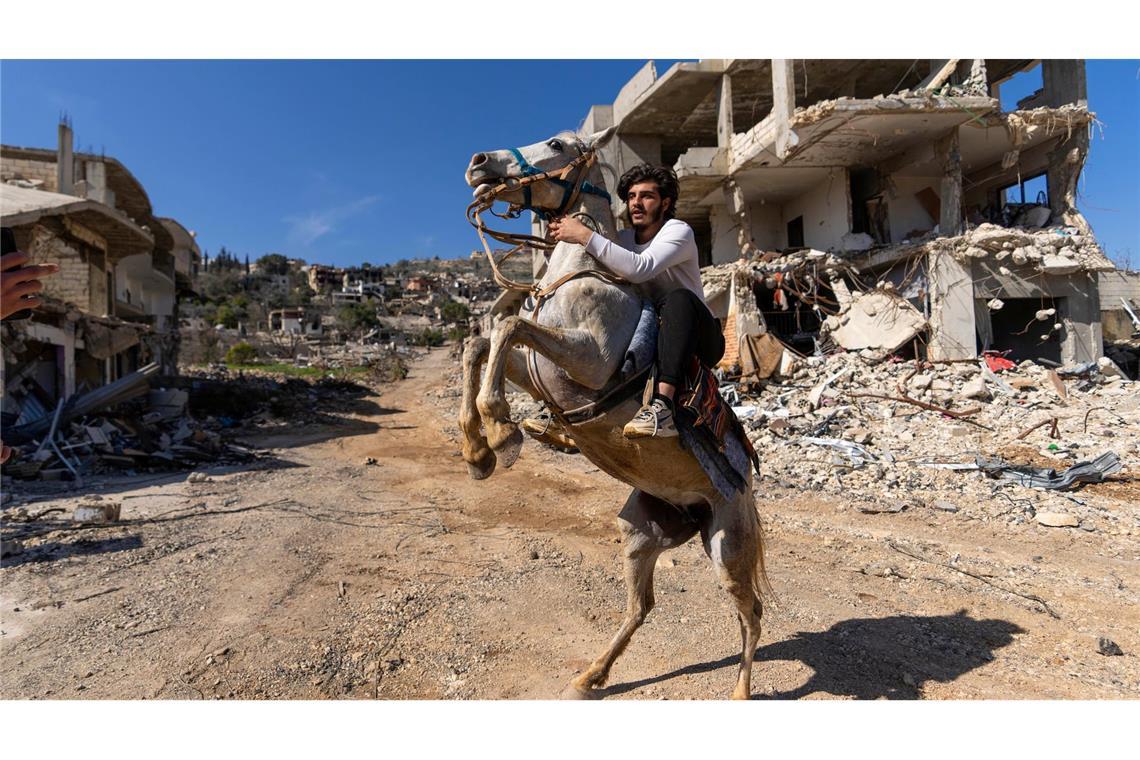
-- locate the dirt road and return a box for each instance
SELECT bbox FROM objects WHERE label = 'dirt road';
[2,346,1137,699]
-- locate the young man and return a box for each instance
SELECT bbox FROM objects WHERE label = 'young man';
[548,164,724,438]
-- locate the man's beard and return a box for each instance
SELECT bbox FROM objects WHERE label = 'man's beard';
[627,205,662,230]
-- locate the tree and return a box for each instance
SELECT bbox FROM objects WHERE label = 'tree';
[440,299,469,325]
[215,303,239,329]
[256,253,290,276]
[336,303,379,336]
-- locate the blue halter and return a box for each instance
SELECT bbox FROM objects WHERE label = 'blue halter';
[506,146,611,221]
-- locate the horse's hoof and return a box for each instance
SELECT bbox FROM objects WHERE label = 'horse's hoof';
[465,449,497,480]
[492,426,524,469]
[560,683,600,700]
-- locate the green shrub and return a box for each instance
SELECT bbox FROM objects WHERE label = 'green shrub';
[225,341,258,365]
[412,328,444,347]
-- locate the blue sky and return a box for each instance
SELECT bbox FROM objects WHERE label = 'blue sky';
[2,59,1136,268]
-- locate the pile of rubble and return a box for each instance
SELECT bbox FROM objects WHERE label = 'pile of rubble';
[732,351,1138,533]
[1,364,382,484]
[1,365,257,483]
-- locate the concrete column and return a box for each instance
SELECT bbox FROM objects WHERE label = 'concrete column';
[721,177,756,259]
[1047,127,1092,234]
[938,129,963,236]
[63,321,77,398]
[716,74,734,151]
[771,59,797,161]
[927,251,976,360]
[1042,60,1088,108]
[1060,273,1103,364]
[57,122,74,195]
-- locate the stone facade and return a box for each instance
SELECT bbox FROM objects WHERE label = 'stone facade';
[0,155,58,191]
[27,223,92,309]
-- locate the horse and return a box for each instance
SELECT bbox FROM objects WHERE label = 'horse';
[460,127,770,699]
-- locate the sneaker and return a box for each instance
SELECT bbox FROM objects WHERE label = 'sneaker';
[623,397,678,439]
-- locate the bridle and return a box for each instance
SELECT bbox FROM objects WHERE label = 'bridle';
[465,141,619,297]
[465,139,645,423]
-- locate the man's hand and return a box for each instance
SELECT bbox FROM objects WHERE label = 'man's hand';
[547,216,593,247]
[2,248,60,465]
[1,252,59,320]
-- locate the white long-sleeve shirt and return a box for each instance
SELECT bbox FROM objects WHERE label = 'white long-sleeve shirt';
[584,218,706,306]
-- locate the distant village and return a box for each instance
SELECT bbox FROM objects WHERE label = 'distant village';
[0,120,532,425]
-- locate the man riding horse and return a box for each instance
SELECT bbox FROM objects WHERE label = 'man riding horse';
[549,163,724,438]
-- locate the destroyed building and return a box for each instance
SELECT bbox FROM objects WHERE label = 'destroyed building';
[1,121,200,421]
[545,59,1116,370]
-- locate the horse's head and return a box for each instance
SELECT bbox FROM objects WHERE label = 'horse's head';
[466,127,617,214]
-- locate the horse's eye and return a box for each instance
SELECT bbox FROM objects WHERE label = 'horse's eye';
[549,139,564,152]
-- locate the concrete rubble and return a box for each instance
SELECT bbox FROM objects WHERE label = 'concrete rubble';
[723,349,1137,534]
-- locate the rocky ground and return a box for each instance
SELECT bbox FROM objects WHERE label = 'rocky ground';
[1,345,1137,700]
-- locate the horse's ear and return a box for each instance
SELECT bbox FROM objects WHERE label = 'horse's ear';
[584,126,617,151]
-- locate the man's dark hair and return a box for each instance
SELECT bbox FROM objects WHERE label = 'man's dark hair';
[617,164,679,221]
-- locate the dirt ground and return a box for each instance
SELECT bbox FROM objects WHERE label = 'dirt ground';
[2,345,1137,700]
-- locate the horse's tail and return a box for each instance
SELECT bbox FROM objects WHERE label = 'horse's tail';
[747,491,777,612]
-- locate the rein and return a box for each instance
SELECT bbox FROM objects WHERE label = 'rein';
[465,143,618,296]
[466,139,639,424]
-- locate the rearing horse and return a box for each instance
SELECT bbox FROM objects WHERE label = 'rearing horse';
[460,127,770,699]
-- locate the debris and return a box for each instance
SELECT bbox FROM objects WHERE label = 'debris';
[1097,637,1124,657]
[1046,370,1069,400]
[859,501,906,514]
[808,367,853,411]
[73,499,122,523]
[1016,418,1060,441]
[977,451,1123,491]
[1040,253,1080,275]
[983,352,1016,373]
[961,377,991,401]
[364,457,379,466]
[820,291,926,354]
[1034,512,1079,528]
[6,363,160,444]
[1096,357,1127,380]
[931,500,960,513]
[800,436,878,467]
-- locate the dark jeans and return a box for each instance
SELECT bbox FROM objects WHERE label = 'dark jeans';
[656,288,725,389]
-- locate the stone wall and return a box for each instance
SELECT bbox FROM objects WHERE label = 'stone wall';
[28,224,90,309]
[1,156,58,192]
[1098,270,1140,310]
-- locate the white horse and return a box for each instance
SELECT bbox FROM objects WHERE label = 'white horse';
[460,127,770,699]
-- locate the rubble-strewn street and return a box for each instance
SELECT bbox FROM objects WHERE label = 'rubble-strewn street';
[2,346,1137,699]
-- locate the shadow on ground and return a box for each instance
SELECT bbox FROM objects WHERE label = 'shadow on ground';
[2,534,144,569]
[601,610,1025,699]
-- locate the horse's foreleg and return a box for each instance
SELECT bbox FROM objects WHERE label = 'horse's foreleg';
[478,315,604,468]
[564,490,699,699]
[459,336,496,479]
[460,336,540,479]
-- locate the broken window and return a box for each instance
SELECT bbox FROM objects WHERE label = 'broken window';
[999,173,1048,207]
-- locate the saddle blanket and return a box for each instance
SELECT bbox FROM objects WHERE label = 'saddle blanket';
[623,301,760,500]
